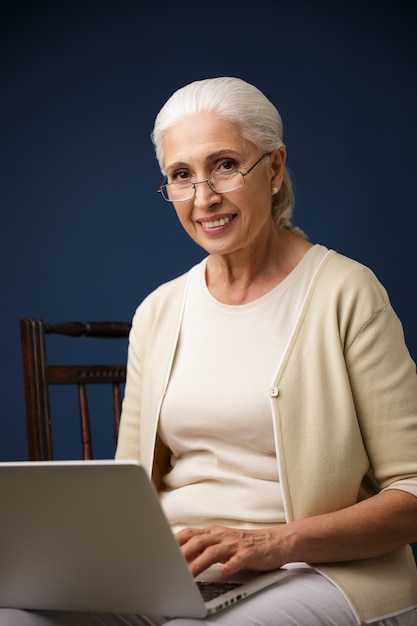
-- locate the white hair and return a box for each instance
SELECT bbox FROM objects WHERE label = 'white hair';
[152,77,306,236]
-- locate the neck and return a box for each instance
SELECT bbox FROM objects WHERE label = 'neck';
[205,228,313,305]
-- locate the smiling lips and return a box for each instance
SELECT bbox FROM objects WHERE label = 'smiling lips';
[199,214,237,230]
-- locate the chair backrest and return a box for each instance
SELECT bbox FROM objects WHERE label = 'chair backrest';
[20,318,131,461]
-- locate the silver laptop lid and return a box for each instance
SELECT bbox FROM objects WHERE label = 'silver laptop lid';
[0,460,207,616]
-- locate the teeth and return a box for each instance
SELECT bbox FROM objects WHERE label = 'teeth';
[203,216,233,229]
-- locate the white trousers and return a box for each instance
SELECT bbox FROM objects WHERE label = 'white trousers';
[1,566,416,626]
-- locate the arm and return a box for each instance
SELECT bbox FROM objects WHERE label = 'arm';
[177,489,417,576]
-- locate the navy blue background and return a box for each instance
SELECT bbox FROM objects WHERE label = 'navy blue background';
[1,1,416,461]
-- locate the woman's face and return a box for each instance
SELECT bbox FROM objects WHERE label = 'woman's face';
[161,112,286,259]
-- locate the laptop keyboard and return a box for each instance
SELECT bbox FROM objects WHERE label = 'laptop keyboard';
[197,580,243,602]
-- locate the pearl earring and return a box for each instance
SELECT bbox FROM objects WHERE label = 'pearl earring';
[272,187,279,195]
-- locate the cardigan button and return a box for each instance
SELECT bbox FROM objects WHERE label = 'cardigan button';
[269,386,279,397]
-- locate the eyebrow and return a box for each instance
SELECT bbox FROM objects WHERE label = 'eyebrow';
[165,149,242,173]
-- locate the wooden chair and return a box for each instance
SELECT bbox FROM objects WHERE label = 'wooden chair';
[20,318,131,461]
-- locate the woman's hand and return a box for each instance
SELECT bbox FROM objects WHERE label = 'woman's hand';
[176,525,290,577]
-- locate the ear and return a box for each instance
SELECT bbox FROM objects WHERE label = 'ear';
[270,147,287,191]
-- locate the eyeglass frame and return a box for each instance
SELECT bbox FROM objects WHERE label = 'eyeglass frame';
[156,152,270,202]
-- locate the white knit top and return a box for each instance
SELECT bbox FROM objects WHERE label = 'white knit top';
[158,244,329,531]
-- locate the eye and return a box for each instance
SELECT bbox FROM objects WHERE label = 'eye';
[218,159,238,173]
[170,169,191,183]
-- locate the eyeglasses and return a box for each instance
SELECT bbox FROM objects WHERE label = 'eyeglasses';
[157,153,270,202]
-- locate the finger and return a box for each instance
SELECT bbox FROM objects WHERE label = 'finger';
[181,531,221,563]
[175,527,203,547]
[178,528,240,576]
[186,538,237,577]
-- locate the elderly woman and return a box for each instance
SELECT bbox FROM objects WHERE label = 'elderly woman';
[3,77,417,625]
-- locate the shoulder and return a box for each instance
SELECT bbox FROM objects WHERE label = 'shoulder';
[131,260,203,330]
[315,250,390,307]
[141,271,190,308]
[301,250,393,345]
[133,273,188,325]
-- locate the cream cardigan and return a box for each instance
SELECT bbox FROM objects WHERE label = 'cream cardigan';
[116,250,417,625]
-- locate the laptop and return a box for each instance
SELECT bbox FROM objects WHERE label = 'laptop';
[0,460,288,617]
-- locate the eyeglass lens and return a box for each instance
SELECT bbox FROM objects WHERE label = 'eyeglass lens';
[162,171,244,202]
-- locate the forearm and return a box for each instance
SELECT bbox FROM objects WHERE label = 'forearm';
[277,489,417,565]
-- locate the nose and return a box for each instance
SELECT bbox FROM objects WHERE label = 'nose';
[193,179,222,208]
